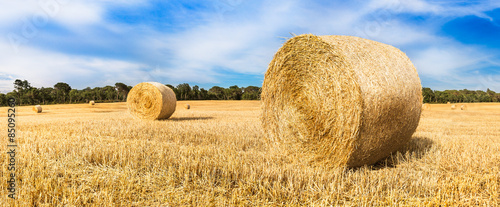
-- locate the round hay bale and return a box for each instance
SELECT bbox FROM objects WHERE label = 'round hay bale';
[32,105,42,113]
[422,103,431,110]
[185,104,191,109]
[89,100,95,106]
[460,104,467,110]
[261,34,422,168]
[127,82,176,120]
[451,104,456,110]
[447,102,451,104]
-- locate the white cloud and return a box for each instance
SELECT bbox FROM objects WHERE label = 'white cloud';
[411,43,500,91]
[1,0,499,93]
[0,40,147,93]
[413,46,485,76]
[0,1,103,27]
[54,2,103,27]
[0,1,41,26]
[367,0,500,19]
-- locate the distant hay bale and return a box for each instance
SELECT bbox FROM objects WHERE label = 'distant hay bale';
[185,104,191,109]
[127,82,177,120]
[451,104,456,110]
[32,105,42,113]
[261,34,422,168]
[89,101,95,106]
[422,103,431,110]
[447,102,451,104]
[460,104,467,110]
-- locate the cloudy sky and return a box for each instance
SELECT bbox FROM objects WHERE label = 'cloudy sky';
[0,0,499,93]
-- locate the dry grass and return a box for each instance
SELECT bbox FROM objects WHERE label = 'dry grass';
[1,101,499,206]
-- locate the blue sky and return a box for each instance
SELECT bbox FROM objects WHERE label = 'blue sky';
[0,0,499,93]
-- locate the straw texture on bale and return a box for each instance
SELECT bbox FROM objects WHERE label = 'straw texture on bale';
[261,34,423,168]
[127,82,176,120]
[185,104,191,109]
[89,101,95,105]
[33,105,42,113]
[451,104,456,110]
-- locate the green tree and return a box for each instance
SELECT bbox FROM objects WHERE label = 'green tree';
[242,86,260,100]
[6,92,17,103]
[192,85,200,100]
[227,85,242,100]
[25,87,40,104]
[0,93,6,106]
[13,79,32,105]
[54,82,72,103]
[176,83,191,100]
[69,89,79,103]
[477,90,491,102]
[487,89,499,102]
[200,88,209,100]
[209,86,225,100]
[422,87,434,103]
[39,87,54,104]
[115,82,129,101]
[485,88,495,102]
[103,86,116,101]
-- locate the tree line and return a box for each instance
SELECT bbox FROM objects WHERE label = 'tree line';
[422,87,500,103]
[0,79,261,106]
[0,79,499,106]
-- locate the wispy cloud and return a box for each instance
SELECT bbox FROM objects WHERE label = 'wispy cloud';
[0,0,499,93]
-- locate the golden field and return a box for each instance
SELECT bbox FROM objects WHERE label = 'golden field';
[1,101,499,206]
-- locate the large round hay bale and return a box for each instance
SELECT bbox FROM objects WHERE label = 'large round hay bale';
[127,82,176,120]
[32,105,42,113]
[261,34,422,168]
[89,100,95,106]
[451,104,456,110]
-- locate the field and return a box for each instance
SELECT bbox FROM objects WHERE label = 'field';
[1,101,500,206]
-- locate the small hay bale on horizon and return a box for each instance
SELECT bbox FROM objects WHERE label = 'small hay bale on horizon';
[185,104,191,109]
[447,102,451,104]
[127,82,177,120]
[261,34,422,168]
[461,104,467,110]
[89,100,95,106]
[33,105,42,113]
[451,104,456,110]
[422,103,431,110]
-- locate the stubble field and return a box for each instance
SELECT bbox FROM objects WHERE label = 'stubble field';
[1,101,499,206]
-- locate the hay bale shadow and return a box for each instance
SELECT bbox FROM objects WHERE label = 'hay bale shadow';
[167,117,214,121]
[93,110,113,113]
[369,136,434,170]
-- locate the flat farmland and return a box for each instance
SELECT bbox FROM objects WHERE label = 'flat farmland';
[1,101,499,206]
